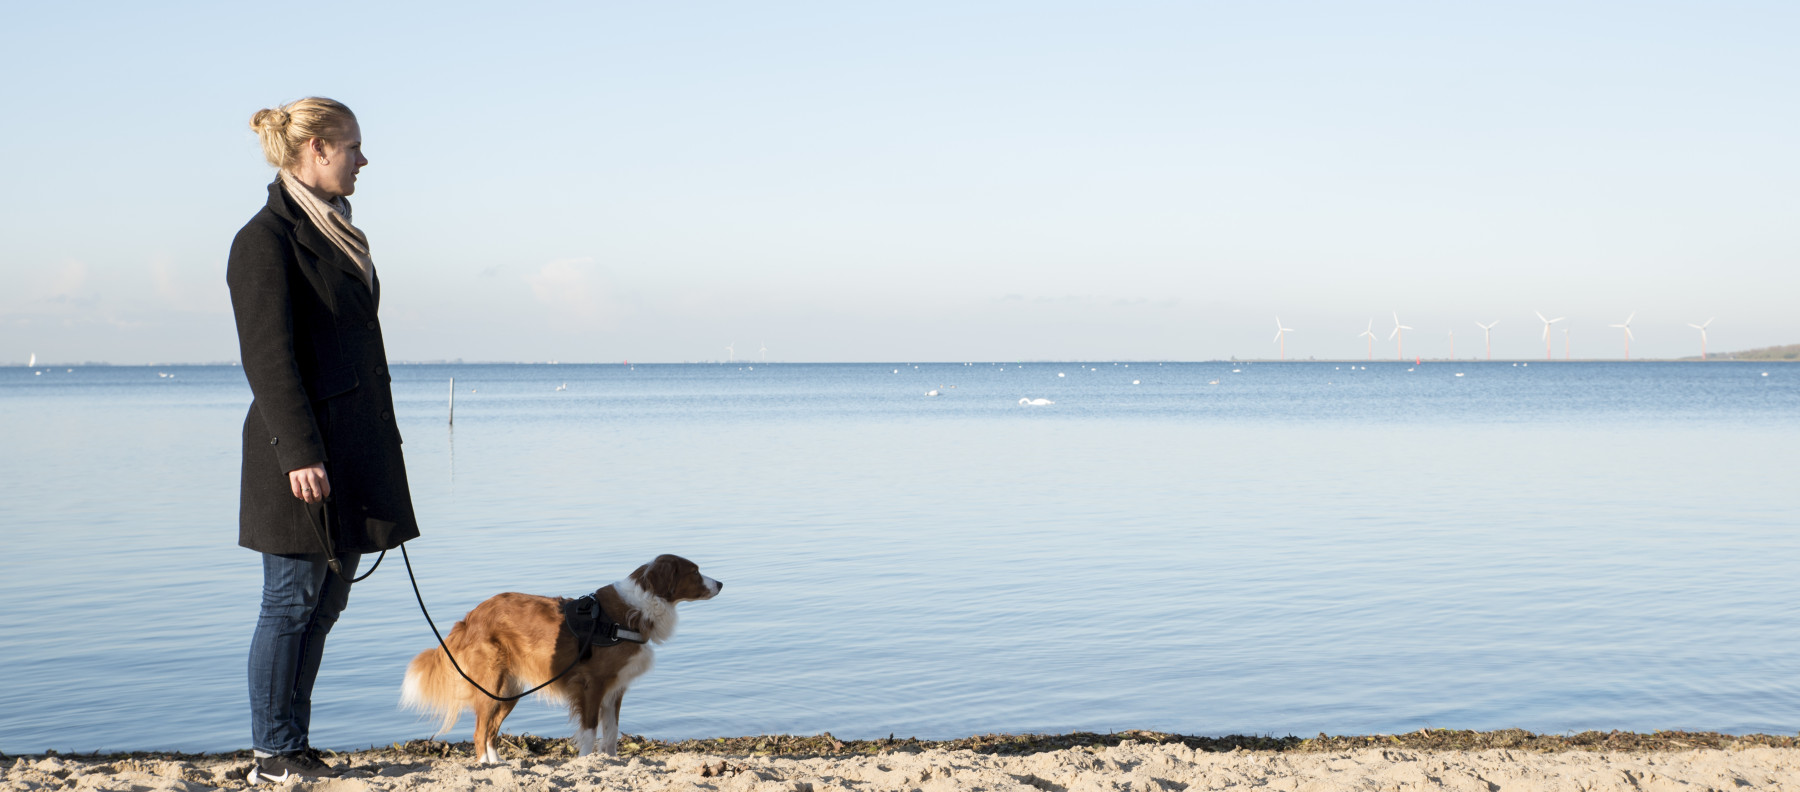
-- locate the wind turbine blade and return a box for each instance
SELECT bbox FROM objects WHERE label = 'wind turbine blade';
[1625,327,1634,340]
[1388,327,1399,340]
[1536,311,1548,323]
[1625,312,1635,324]
[1274,331,1283,343]
[1703,318,1714,328]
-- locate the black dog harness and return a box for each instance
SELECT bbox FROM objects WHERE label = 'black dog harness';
[561,592,648,660]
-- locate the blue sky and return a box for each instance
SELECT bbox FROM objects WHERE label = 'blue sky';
[3,1,1795,363]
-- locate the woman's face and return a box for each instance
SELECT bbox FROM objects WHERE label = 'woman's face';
[308,120,367,198]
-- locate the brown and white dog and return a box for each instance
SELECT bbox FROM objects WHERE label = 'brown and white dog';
[401,554,721,761]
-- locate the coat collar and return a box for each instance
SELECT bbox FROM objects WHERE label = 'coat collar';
[264,177,380,304]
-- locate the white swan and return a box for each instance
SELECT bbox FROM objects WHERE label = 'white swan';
[1018,397,1054,406]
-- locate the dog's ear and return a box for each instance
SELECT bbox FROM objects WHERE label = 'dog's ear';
[631,555,674,598]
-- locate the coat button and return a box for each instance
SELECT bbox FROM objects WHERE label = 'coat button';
[270,437,279,445]
[380,411,392,421]
[366,321,376,330]
[373,365,384,374]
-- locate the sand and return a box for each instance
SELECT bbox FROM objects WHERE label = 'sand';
[8,739,1800,792]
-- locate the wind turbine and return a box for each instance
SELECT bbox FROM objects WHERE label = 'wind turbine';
[1609,313,1635,360]
[1358,320,1376,361]
[725,342,735,363]
[759,340,767,362]
[1476,321,1498,361]
[1273,317,1294,360]
[1535,312,1564,360]
[1388,313,1412,361]
[1688,318,1714,360]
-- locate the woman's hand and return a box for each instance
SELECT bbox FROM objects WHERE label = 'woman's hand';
[289,463,331,504]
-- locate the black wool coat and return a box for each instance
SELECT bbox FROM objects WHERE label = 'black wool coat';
[227,178,419,556]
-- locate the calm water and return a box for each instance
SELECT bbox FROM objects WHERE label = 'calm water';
[1,361,1796,753]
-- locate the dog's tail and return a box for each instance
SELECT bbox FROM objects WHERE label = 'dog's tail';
[400,622,474,736]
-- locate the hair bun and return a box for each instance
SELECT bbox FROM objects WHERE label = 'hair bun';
[251,107,291,132]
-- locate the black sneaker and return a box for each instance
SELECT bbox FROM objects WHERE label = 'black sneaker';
[248,750,341,784]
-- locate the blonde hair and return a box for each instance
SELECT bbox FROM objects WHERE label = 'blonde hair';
[249,97,357,170]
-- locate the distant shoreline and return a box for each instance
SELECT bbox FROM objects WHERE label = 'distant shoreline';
[6,358,1795,367]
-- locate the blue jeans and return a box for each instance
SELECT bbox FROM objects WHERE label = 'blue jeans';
[248,551,360,755]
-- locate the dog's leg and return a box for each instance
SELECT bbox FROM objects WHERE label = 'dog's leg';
[599,690,624,757]
[486,698,518,764]
[574,684,603,757]
[471,686,518,764]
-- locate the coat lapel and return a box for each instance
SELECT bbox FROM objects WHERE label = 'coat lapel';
[265,179,375,306]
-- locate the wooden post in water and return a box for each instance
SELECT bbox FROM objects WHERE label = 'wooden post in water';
[448,377,455,425]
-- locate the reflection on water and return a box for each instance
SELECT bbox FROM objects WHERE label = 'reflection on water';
[1,362,1796,753]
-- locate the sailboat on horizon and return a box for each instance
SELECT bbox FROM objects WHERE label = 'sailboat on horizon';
[28,353,35,367]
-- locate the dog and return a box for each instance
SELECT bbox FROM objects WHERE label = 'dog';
[401,554,721,761]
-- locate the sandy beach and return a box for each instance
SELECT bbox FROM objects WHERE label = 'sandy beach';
[8,731,1800,791]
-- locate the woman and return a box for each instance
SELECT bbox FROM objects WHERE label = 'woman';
[230,97,418,783]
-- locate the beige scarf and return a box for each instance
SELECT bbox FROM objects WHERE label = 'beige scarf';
[279,170,374,291]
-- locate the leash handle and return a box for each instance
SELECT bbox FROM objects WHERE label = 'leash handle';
[304,498,385,584]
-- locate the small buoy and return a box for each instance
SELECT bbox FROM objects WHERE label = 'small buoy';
[1058,372,1065,377]
[1132,380,1140,385]
[1231,369,1241,373]
[1209,379,1220,385]
[1455,373,1464,377]
[1762,372,1770,377]
[926,390,939,397]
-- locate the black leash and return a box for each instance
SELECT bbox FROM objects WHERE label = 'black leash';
[401,543,638,702]
[303,491,626,703]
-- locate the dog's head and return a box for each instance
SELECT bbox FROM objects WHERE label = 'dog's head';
[630,554,722,604]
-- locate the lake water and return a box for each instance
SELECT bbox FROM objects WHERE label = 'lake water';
[2,361,1797,754]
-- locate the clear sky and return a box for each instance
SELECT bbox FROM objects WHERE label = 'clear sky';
[3,1,1795,363]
